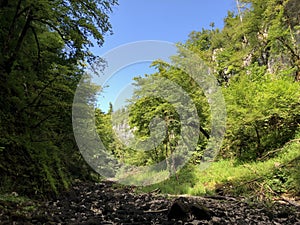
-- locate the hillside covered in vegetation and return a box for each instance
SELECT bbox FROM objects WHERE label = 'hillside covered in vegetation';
[96,0,300,200]
[0,0,299,217]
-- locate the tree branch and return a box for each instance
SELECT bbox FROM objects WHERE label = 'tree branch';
[33,19,68,43]
[5,7,33,74]
[258,139,300,161]
[30,25,41,69]
[19,76,59,114]
[30,114,53,129]
[188,122,210,139]
[2,0,22,58]
[277,37,299,61]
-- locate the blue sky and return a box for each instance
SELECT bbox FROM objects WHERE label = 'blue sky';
[93,0,237,112]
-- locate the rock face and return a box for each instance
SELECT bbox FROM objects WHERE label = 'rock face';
[285,0,300,28]
[1,181,299,224]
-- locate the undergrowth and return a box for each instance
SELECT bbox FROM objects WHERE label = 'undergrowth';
[140,135,300,201]
[0,193,38,218]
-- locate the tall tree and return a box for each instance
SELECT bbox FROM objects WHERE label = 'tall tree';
[0,0,118,196]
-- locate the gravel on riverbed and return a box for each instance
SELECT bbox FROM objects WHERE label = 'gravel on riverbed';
[0,181,299,224]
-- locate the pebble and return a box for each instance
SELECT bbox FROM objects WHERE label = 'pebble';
[1,181,299,224]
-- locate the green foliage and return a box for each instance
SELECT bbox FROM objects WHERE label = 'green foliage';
[176,0,300,162]
[0,0,292,201]
[95,1,299,199]
[82,0,300,204]
[126,63,211,170]
[141,135,300,199]
[0,0,118,197]
[222,64,300,160]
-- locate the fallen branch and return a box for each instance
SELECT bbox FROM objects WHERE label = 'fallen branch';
[161,193,239,202]
[203,195,238,201]
[143,209,168,213]
[259,139,300,161]
[276,196,300,208]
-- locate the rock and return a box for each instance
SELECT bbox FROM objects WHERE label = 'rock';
[167,200,190,221]
[190,203,211,220]
[1,181,300,224]
[167,199,211,222]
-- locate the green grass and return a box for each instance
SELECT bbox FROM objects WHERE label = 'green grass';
[139,136,300,200]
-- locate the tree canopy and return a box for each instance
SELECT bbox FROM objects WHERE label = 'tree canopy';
[95,0,299,178]
[0,0,118,196]
[1,0,299,198]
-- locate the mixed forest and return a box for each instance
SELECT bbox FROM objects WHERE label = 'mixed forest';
[0,0,299,210]
[0,0,119,196]
[96,0,300,199]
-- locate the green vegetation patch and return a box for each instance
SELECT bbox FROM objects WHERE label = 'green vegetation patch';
[140,136,300,201]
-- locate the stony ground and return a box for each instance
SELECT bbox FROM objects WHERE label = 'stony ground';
[0,181,299,224]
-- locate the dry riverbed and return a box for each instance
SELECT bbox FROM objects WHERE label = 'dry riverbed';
[0,181,299,224]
